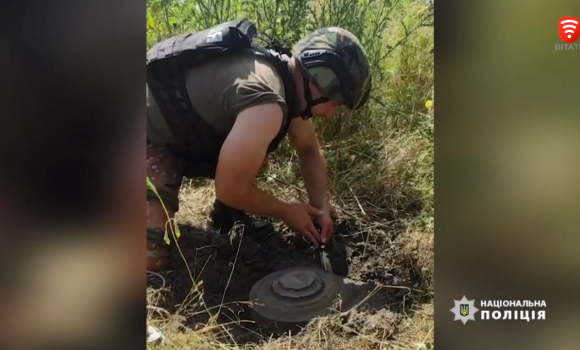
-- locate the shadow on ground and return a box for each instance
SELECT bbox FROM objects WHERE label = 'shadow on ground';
[147,220,429,344]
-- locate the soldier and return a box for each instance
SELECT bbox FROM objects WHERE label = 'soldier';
[146,24,372,271]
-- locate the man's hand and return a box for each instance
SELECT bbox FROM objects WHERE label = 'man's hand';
[288,117,332,244]
[315,210,334,244]
[280,203,323,247]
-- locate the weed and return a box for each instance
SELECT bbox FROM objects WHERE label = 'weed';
[147,0,434,348]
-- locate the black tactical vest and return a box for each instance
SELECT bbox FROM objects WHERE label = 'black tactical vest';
[146,19,298,177]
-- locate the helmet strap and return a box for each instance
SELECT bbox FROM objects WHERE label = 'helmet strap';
[298,75,329,119]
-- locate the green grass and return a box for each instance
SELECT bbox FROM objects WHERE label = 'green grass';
[147,0,434,348]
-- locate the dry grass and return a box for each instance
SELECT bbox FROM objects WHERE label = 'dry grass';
[147,273,433,350]
[147,0,433,349]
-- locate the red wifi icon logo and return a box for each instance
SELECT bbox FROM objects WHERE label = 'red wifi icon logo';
[559,17,580,43]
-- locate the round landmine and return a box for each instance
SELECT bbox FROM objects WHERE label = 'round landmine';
[249,267,345,328]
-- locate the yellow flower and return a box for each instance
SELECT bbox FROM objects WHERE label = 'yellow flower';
[425,100,433,109]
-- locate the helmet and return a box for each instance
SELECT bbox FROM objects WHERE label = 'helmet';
[293,27,372,113]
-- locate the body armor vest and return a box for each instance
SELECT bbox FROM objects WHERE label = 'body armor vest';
[146,18,298,177]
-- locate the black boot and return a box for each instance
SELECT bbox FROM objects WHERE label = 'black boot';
[207,199,274,239]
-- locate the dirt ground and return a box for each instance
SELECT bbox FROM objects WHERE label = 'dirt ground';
[147,218,428,345]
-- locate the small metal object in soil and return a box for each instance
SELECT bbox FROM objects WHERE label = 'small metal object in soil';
[319,244,332,273]
[249,267,345,326]
[314,221,332,273]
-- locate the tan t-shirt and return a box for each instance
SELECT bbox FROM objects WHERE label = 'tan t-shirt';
[146,49,288,146]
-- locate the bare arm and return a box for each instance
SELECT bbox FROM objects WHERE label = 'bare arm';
[215,103,290,218]
[288,117,329,212]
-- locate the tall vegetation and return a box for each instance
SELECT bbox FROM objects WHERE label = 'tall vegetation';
[147,0,434,348]
[147,0,433,232]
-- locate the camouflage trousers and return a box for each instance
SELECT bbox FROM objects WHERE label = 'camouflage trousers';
[146,143,184,271]
[146,143,274,271]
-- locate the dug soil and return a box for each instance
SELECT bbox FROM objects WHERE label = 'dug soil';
[147,220,424,344]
